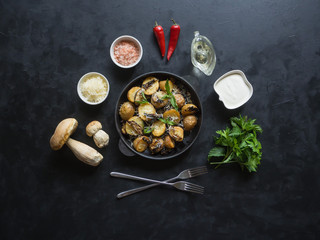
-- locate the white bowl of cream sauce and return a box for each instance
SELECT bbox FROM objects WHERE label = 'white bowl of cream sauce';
[213,70,253,109]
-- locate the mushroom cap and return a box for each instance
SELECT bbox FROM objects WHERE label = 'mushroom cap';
[93,130,109,148]
[50,118,78,150]
[86,120,102,137]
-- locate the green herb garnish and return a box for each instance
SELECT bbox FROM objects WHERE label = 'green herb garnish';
[158,117,177,126]
[136,91,149,104]
[161,79,178,111]
[143,126,154,134]
[208,115,263,172]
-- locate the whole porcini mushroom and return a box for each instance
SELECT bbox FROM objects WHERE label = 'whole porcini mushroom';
[50,118,103,166]
[86,120,110,148]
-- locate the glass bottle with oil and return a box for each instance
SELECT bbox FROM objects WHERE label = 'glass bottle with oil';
[191,31,216,76]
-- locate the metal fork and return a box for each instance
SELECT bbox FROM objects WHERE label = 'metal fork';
[111,166,207,198]
[110,171,204,195]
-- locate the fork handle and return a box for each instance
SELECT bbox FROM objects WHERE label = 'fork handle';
[116,177,177,199]
[110,172,172,186]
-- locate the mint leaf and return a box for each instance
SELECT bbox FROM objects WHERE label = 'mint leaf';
[208,147,226,159]
[136,91,149,104]
[162,79,179,111]
[143,126,154,134]
[136,100,149,104]
[159,117,176,126]
[161,94,171,100]
[165,79,171,95]
[170,96,179,111]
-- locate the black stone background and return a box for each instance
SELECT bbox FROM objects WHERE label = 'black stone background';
[1,0,319,239]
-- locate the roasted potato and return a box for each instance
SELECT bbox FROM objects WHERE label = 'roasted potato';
[181,104,199,116]
[142,77,159,95]
[133,136,150,152]
[169,126,184,142]
[119,102,135,120]
[163,109,181,124]
[138,103,156,121]
[164,135,175,149]
[183,115,198,131]
[174,94,185,108]
[134,89,145,105]
[149,138,164,154]
[152,120,166,137]
[127,86,141,103]
[121,124,126,134]
[151,91,168,109]
[159,80,173,92]
[125,116,144,136]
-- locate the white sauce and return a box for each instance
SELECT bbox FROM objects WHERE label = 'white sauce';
[214,73,252,108]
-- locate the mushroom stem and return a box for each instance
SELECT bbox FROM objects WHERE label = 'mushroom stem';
[86,121,109,148]
[66,138,103,166]
[93,130,109,148]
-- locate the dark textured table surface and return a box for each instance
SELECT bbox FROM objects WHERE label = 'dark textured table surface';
[1,0,320,239]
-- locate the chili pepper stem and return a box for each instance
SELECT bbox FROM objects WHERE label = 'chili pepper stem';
[171,19,177,25]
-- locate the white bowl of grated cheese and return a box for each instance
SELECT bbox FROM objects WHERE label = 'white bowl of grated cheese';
[77,72,110,105]
[110,35,143,68]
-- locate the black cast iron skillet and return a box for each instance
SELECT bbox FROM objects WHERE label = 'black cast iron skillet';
[115,71,202,160]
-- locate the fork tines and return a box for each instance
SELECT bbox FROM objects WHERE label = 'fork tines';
[188,166,208,176]
[184,182,204,194]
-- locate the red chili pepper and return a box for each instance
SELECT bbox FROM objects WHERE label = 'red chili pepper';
[167,19,180,61]
[153,21,166,57]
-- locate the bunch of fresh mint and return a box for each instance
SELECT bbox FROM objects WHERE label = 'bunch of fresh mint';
[208,115,263,172]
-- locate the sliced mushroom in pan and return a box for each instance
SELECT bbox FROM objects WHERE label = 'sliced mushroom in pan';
[134,88,145,105]
[127,86,141,103]
[142,77,159,95]
[163,109,181,124]
[149,138,164,154]
[174,94,185,108]
[181,104,199,116]
[138,103,156,121]
[125,116,144,136]
[159,79,173,92]
[164,135,175,149]
[152,120,166,137]
[169,126,184,142]
[133,136,150,152]
[151,91,168,109]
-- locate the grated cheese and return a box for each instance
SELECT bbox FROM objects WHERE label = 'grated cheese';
[80,75,108,103]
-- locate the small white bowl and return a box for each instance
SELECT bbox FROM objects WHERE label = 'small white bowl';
[213,70,253,109]
[77,72,110,105]
[110,35,143,68]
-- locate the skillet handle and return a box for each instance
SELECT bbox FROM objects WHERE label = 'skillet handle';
[118,139,135,157]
